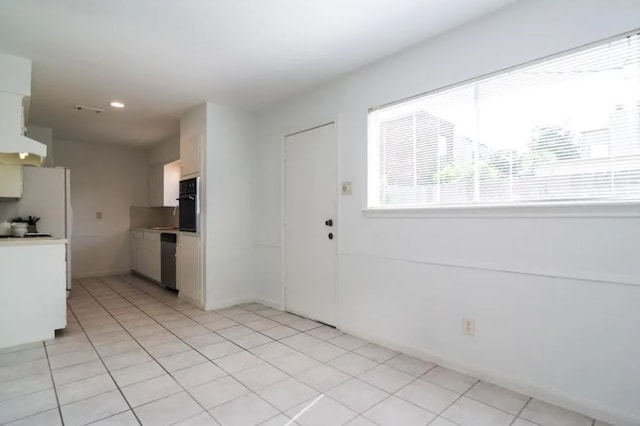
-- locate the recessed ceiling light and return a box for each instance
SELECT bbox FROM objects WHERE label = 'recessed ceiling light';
[109,101,125,108]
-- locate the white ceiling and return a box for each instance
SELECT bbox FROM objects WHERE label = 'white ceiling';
[0,0,518,147]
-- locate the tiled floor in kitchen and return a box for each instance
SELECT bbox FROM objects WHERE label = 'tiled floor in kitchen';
[0,275,607,426]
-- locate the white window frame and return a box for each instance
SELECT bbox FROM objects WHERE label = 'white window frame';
[365,30,640,218]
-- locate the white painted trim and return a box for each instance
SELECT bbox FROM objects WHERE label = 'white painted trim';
[279,125,286,311]
[333,117,342,329]
[363,202,640,218]
[281,118,341,326]
[203,290,639,425]
[339,250,640,287]
[205,296,255,311]
[254,297,283,311]
[337,323,640,426]
[73,269,131,279]
[180,291,206,311]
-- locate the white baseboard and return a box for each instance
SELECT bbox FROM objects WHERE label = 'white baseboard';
[254,297,283,310]
[72,270,131,279]
[204,296,256,311]
[178,292,206,310]
[337,324,640,426]
[64,275,639,426]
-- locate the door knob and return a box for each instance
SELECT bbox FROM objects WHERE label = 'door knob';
[325,219,333,227]
[328,233,334,240]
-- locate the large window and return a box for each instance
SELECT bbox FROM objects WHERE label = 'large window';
[368,33,640,209]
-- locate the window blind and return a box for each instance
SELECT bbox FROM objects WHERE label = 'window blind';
[368,33,640,209]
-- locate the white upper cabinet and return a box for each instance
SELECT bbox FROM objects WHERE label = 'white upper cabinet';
[148,160,180,207]
[0,165,23,198]
[163,161,180,206]
[180,134,201,178]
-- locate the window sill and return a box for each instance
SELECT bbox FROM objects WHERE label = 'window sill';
[362,201,640,218]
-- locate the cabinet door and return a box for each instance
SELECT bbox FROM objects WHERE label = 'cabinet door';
[136,238,145,274]
[131,231,143,273]
[148,241,161,282]
[142,232,161,282]
[130,235,137,271]
[180,135,201,177]
[177,234,200,304]
[139,242,149,277]
[163,161,181,207]
[0,165,23,198]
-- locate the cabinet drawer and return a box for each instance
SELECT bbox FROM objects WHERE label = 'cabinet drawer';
[143,232,161,241]
[131,230,143,240]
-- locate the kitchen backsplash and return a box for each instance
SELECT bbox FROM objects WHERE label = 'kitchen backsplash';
[0,200,18,223]
[130,206,179,229]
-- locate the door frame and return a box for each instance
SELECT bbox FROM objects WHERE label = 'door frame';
[280,117,342,326]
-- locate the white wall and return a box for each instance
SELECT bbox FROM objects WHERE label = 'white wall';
[54,138,148,277]
[0,52,30,96]
[25,125,54,167]
[178,103,256,309]
[204,103,256,309]
[148,136,179,165]
[253,0,640,424]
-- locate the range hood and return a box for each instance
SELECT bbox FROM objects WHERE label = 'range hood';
[0,135,46,167]
[0,92,46,167]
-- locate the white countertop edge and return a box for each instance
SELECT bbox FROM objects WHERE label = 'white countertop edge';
[0,238,68,246]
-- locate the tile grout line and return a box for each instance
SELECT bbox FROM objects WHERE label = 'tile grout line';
[509,396,533,426]
[0,359,52,402]
[102,275,305,422]
[2,275,599,426]
[42,341,65,424]
[95,275,322,423]
[19,342,64,425]
[75,278,220,423]
[429,376,480,424]
[116,274,331,354]
[115,274,461,422]
[65,300,144,425]
[98,277,601,426]
[109,276,363,421]
[113,278,343,424]
[3,278,516,426]
[107,275,563,426]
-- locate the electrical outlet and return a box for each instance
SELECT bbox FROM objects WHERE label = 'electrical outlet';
[96,211,103,220]
[462,318,475,336]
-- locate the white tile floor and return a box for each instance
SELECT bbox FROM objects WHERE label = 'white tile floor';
[0,275,608,426]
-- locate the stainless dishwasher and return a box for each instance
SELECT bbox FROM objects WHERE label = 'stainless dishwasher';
[160,233,177,290]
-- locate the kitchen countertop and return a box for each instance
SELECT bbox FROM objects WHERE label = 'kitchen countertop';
[131,227,179,234]
[0,237,68,246]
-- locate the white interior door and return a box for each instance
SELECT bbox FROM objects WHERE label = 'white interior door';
[284,122,338,326]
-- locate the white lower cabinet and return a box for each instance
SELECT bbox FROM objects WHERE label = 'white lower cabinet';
[0,242,67,348]
[131,230,161,282]
[130,230,143,272]
[131,230,201,306]
[177,233,201,304]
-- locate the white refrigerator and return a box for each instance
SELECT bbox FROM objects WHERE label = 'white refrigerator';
[15,166,72,295]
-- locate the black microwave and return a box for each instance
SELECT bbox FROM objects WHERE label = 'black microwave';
[178,177,199,233]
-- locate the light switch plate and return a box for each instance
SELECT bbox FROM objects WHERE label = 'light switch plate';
[96,211,103,220]
[341,181,352,195]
